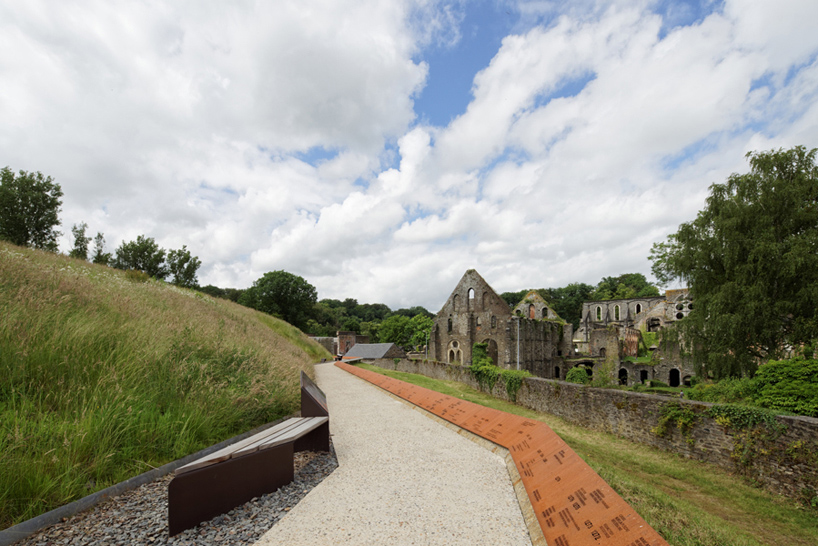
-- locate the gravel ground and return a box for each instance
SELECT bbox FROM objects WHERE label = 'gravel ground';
[17,447,338,546]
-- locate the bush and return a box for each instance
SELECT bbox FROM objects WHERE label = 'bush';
[649,380,668,388]
[686,376,758,404]
[566,366,591,385]
[753,358,818,417]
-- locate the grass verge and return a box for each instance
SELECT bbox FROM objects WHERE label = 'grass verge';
[357,363,818,546]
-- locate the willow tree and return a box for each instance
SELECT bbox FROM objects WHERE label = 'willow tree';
[650,146,818,378]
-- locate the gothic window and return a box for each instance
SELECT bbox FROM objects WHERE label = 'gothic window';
[635,303,642,314]
[614,305,620,321]
[447,317,452,333]
[596,306,602,321]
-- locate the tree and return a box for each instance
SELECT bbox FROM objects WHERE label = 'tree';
[378,315,412,347]
[590,273,659,301]
[91,232,112,266]
[249,270,318,329]
[542,283,595,330]
[0,167,63,251]
[167,245,201,288]
[650,146,818,378]
[113,235,168,279]
[69,222,91,260]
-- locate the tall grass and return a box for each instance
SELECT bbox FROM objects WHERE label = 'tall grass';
[0,242,331,527]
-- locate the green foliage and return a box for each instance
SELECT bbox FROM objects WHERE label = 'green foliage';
[706,404,781,431]
[0,166,63,251]
[469,342,499,392]
[167,245,202,288]
[0,242,324,526]
[68,222,91,260]
[113,235,168,279]
[246,270,318,330]
[686,377,759,404]
[91,232,112,266]
[650,146,818,378]
[590,273,660,301]
[566,366,591,385]
[653,402,698,445]
[500,369,531,402]
[753,358,818,417]
[376,314,432,350]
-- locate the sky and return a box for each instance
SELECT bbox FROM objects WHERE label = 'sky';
[2,0,817,312]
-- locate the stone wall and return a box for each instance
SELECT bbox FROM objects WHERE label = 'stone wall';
[372,357,818,501]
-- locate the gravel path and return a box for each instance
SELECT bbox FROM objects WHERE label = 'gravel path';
[254,363,532,546]
[16,446,338,545]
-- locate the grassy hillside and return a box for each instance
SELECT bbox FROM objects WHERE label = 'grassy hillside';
[0,242,331,528]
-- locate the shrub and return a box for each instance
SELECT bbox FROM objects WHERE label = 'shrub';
[649,380,668,388]
[566,366,591,385]
[686,377,758,404]
[753,358,818,417]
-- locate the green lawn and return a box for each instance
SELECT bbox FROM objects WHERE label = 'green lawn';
[357,363,818,546]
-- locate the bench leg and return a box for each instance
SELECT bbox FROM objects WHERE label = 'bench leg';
[168,443,294,536]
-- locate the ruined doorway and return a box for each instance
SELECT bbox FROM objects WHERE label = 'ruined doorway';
[618,368,628,385]
[554,366,561,380]
[482,339,498,366]
[669,368,680,387]
[640,370,648,384]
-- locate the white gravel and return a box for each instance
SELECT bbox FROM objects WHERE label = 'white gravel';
[254,363,532,546]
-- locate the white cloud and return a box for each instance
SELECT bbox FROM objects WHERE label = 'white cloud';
[2,0,817,312]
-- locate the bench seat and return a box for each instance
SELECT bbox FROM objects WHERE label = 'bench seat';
[168,371,330,536]
[174,416,329,476]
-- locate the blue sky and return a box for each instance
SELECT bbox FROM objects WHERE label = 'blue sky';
[2,0,817,310]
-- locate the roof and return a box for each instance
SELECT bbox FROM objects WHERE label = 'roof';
[343,343,402,359]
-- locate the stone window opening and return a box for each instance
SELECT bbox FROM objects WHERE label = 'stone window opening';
[640,370,648,384]
[476,316,481,330]
[447,317,452,333]
[596,306,602,321]
[676,312,684,320]
[618,368,628,386]
[554,366,561,380]
[614,305,620,321]
[491,315,496,328]
[529,304,535,319]
[542,308,548,319]
[635,303,642,314]
[453,294,459,311]
[599,347,606,358]
[669,368,681,387]
[468,288,475,311]
[676,303,684,311]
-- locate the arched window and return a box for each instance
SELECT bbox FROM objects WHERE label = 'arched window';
[542,308,548,319]
[447,318,452,333]
[596,306,602,321]
[599,347,606,358]
[635,303,642,314]
[529,304,535,319]
[554,366,561,380]
[491,315,496,328]
[453,294,459,311]
[618,368,628,385]
[614,305,620,321]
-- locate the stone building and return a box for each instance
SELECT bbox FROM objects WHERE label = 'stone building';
[429,270,573,379]
[572,289,695,387]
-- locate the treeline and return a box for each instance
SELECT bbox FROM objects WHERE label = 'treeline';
[0,166,202,288]
[200,271,434,349]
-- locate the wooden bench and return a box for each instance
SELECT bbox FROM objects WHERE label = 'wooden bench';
[168,371,330,536]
